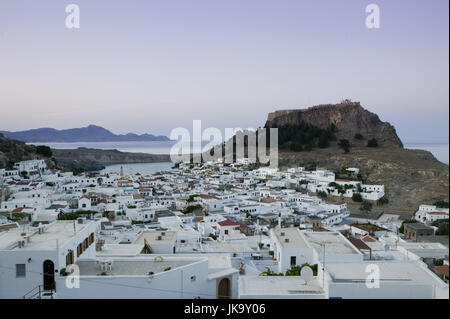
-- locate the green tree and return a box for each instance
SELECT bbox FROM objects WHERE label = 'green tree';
[360,201,373,212]
[317,191,327,199]
[318,133,330,148]
[184,204,203,214]
[338,139,350,153]
[36,145,52,158]
[367,138,378,147]
[352,193,363,202]
[433,200,449,208]
[377,196,389,206]
[432,220,449,236]
[187,194,199,203]
[289,141,303,152]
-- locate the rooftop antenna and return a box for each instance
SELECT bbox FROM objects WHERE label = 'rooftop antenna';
[322,243,326,288]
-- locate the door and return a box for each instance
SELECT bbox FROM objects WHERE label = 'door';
[217,277,231,299]
[43,260,55,290]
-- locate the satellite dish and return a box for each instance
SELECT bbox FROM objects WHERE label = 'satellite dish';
[300,266,314,284]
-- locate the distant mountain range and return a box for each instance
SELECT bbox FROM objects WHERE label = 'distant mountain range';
[0,125,171,143]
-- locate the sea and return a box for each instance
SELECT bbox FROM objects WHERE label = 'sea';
[30,141,449,175]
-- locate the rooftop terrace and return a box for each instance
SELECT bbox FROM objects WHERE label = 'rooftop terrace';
[303,232,361,255]
[76,257,199,276]
[0,221,93,251]
[273,228,310,249]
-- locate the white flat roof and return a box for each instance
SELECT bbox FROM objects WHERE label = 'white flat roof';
[97,244,143,257]
[303,232,361,255]
[239,276,324,296]
[273,228,310,249]
[326,261,444,285]
[76,258,198,276]
[134,230,176,245]
[0,221,93,251]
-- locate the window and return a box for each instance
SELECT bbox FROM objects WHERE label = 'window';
[16,264,26,277]
[290,256,296,266]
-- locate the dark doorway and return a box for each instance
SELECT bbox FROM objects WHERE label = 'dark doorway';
[43,260,55,290]
[290,256,296,266]
[217,277,231,299]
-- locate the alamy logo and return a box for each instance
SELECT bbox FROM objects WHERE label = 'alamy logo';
[365,264,380,289]
[170,120,278,168]
[65,4,80,29]
[65,264,80,289]
[365,4,380,29]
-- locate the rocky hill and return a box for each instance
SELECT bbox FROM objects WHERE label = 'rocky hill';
[214,101,448,218]
[265,100,403,147]
[0,134,56,169]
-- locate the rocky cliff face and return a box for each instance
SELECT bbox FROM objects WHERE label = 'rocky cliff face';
[265,100,403,147]
[0,134,53,168]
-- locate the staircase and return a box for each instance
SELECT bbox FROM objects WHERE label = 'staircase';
[22,285,56,299]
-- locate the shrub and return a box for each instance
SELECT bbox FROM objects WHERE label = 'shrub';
[434,259,444,266]
[354,133,364,140]
[184,204,202,214]
[187,194,199,202]
[58,213,78,220]
[432,220,449,236]
[208,233,217,240]
[317,191,327,199]
[352,193,363,202]
[268,123,337,152]
[12,212,30,220]
[360,201,373,212]
[285,263,318,276]
[367,138,378,147]
[338,139,350,153]
[434,200,449,208]
[259,267,283,276]
[36,145,52,158]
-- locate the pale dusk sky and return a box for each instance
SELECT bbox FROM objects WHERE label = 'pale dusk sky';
[0,0,448,143]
